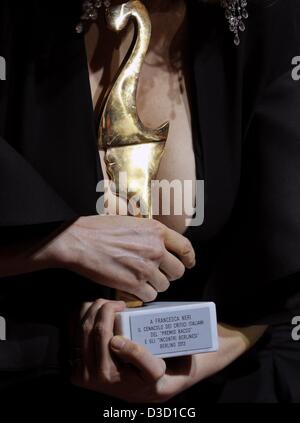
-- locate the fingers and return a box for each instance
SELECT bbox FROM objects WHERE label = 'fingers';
[110,336,166,383]
[79,299,111,373]
[73,300,125,385]
[148,268,170,293]
[135,281,158,303]
[94,301,126,373]
[162,226,196,269]
[80,299,109,327]
[132,269,169,303]
[79,302,93,321]
[160,251,185,281]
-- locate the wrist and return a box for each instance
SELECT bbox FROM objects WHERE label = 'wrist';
[191,323,268,385]
[216,324,267,369]
[32,221,78,271]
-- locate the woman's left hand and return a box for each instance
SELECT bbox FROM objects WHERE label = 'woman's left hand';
[70,299,197,402]
[70,300,267,403]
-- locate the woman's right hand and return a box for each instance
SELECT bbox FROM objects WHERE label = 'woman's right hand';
[37,215,195,302]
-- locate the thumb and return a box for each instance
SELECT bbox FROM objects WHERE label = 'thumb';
[110,336,166,382]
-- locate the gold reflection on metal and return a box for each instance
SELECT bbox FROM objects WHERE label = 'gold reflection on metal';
[98,0,169,307]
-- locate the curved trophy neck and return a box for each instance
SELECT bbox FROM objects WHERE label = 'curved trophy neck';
[99,0,170,150]
[111,1,151,106]
[124,3,151,80]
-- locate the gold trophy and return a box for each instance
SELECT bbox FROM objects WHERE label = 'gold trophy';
[98,0,218,358]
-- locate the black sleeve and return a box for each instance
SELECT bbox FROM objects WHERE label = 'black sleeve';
[204,68,300,326]
[0,2,107,381]
[0,2,101,233]
[185,0,300,325]
[0,136,76,228]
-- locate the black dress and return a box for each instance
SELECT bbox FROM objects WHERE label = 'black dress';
[0,0,300,408]
[177,0,300,403]
[0,0,111,396]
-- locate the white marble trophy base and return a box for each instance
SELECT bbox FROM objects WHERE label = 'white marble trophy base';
[115,302,218,359]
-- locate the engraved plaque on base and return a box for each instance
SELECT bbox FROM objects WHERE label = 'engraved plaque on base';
[115,302,218,358]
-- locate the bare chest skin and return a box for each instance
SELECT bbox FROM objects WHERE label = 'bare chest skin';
[85,0,196,233]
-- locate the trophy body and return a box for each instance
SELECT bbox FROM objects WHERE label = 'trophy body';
[98,0,218,357]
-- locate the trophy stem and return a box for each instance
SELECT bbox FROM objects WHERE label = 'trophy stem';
[98,1,168,309]
[116,186,152,308]
[116,291,144,308]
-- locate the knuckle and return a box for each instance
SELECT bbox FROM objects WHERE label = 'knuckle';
[101,302,115,313]
[94,298,106,309]
[100,301,121,315]
[151,223,165,242]
[154,244,165,261]
[79,302,92,320]
[181,238,193,256]
[127,342,143,358]
[135,261,152,281]
[93,322,110,339]
[82,320,93,336]
[151,219,164,233]
[174,262,185,279]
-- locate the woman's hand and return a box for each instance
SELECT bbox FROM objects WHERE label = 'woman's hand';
[0,216,195,302]
[70,300,267,403]
[70,300,197,403]
[45,216,195,302]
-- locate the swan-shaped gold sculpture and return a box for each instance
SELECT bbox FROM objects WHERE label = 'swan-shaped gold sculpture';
[98,0,169,307]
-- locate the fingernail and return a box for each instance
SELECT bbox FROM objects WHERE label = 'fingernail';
[110,336,126,350]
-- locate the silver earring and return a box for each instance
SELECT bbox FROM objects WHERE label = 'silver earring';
[221,0,248,46]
